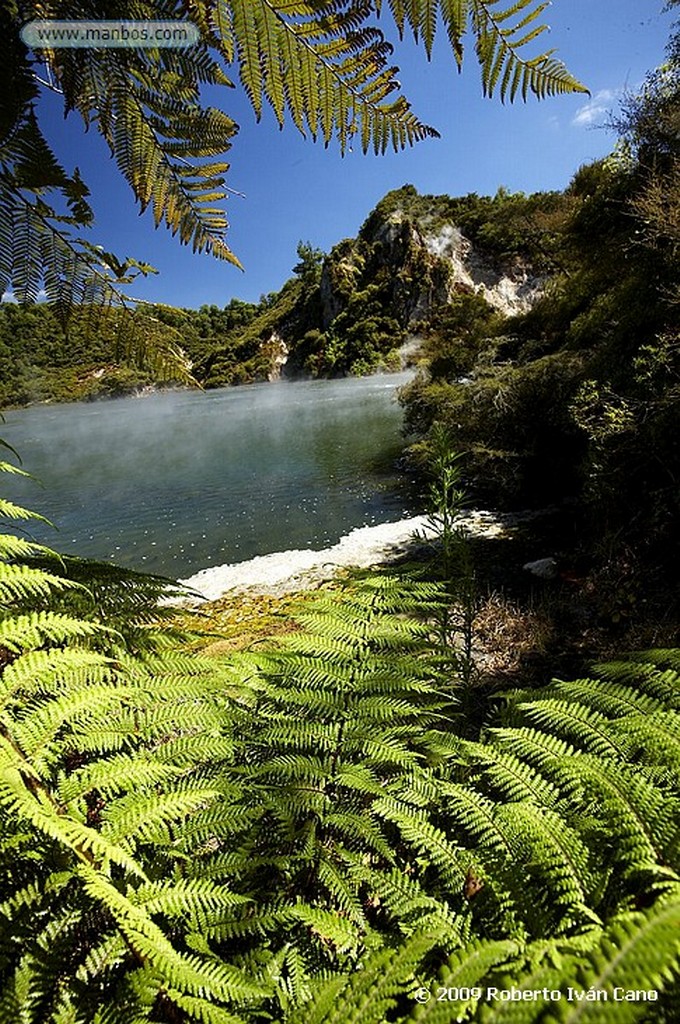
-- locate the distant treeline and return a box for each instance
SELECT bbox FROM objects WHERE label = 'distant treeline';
[0,186,570,407]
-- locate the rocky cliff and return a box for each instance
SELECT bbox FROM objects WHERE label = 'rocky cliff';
[323,202,544,327]
[201,184,560,387]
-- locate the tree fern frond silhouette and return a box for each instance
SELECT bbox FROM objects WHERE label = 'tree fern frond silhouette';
[3,0,586,313]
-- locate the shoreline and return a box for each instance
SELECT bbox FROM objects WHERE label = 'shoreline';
[178,508,540,603]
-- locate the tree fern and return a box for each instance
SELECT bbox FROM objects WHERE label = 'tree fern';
[377,896,680,1022]
[444,658,680,937]
[284,929,444,1024]
[473,897,680,1023]
[379,0,588,99]
[220,0,439,153]
[0,464,266,1022]
[160,573,476,1014]
[0,22,192,375]
[4,0,586,310]
[4,456,680,1018]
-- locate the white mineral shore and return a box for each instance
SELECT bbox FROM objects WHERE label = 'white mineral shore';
[179,509,536,603]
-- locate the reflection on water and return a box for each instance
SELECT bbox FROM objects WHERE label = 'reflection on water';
[1,374,419,575]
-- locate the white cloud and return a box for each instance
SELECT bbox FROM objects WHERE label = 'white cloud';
[572,88,619,128]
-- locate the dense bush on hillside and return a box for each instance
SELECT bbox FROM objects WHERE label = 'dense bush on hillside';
[399,33,680,584]
[0,184,582,406]
[360,183,575,274]
[0,303,192,406]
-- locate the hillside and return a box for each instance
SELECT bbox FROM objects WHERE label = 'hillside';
[3,155,678,611]
[192,185,566,386]
[0,185,564,405]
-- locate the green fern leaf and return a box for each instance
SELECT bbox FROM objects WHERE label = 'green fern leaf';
[406,937,521,1021]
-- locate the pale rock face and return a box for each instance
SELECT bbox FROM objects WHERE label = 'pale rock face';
[316,206,545,349]
[421,222,544,316]
[263,331,289,381]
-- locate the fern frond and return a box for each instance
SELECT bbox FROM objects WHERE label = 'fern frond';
[470,0,587,101]
[379,0,587,99]
[0,610,108,654]
[0,765,147,878]
[0,497,51,525]
[10,681,140,765]
[407,937,522,1021]
[608,711,680,775]
[461,740,560,805]
[0,462,30,478]
[78,868,268,1004]
[56,752,182,804]
[375,796,467,887]
[440,781,514,857]
[554,756,680,880]
[155,989,249,1024]
[0,647,113,705]
[0,562,84,606]
[516,699,631,760]
[323,809,397,860]
[494,802,600,928]
[551,677,670,717]
[215,0,439,154]
[286,902,364,954]
[133,877,251,921]
[622,649,680,676]
[471,897,680,1023]
[356,862,466,938]
[100,787,223,848]
[592,656,680,705]
[286,929,441,1024]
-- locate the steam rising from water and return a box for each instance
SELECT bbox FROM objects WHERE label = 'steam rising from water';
[2,374,418,575]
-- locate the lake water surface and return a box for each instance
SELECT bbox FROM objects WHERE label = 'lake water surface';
[1,374,419,576]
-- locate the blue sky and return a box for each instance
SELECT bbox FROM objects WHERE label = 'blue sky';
[35,0,677,309]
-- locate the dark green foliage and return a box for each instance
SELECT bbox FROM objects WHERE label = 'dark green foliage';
[290,202,458,377]
[0,464,268,1022]
[200,278,304,388]
[402,351,587,505]
[398,48,680,576]
[0,288,294,404]
[293,242,325,289]
[424,293,501,380]
[0,302,191,407]
[360,185,574,272]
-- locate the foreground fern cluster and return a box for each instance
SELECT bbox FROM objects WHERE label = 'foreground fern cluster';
[1,464,679,1022]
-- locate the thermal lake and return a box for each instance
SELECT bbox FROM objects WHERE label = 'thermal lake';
[1,374,420,578]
